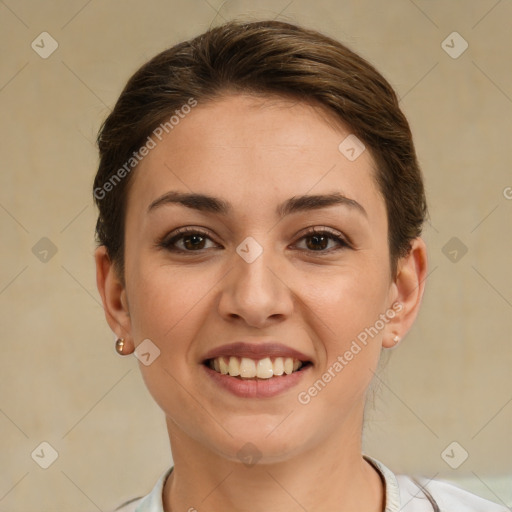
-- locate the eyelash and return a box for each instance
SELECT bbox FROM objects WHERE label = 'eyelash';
[158,227,351,254]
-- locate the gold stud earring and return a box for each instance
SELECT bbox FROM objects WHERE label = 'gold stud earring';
[115,338,125,355]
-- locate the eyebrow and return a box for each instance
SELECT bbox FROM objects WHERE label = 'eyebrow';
[148,191,230,215]
[147,191,367,218]
[277,192,367,218]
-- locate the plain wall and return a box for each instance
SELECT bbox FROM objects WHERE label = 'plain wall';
[1,0,511,510]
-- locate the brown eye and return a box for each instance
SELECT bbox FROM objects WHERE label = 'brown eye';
[294,229,349,252]
[159,229,219,252]
[182,234,207,250]
[305,234,329,251]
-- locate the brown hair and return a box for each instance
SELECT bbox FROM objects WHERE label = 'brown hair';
[94,19,427,278]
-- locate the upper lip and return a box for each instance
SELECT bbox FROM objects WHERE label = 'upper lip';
[202,342,312,363]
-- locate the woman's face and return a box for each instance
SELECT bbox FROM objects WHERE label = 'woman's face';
[98,93,424,463]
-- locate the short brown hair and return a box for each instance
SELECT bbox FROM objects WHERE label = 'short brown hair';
[94,19,427,278]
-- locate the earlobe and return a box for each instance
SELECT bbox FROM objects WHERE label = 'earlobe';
[382,237,428,349]
[94,246,134,351]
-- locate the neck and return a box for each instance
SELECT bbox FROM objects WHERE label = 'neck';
[162,419,384,512]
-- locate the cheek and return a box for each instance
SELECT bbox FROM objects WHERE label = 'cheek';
[126,260,211,341]
[125,264,215,415]
[300,264,390,393]
[305,262,390,339]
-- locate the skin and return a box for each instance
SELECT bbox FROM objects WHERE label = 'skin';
[96,93,427,512]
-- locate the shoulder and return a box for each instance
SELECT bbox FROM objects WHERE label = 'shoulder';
[113,497,144,512]
[364,455,508,512]
[111,466,173,512]
[396,474,509,512]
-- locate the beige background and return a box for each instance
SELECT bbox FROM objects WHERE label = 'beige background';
[1,0,511,510]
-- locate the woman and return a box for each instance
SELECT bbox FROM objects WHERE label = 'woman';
[93,19,507,512]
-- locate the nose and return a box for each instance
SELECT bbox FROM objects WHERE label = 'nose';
[217,246,294,328]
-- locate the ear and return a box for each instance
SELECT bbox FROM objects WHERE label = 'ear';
[94,246,133,349]
[382,237,428,348]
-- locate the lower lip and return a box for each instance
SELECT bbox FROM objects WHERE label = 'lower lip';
[202,364,311,398]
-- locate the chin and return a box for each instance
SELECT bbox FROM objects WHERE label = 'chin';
[201,416,312,465]
[214,439,304,466]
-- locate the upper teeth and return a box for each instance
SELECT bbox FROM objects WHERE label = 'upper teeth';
[209,356,303,379]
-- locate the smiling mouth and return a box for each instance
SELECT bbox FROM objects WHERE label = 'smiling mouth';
[205,356,312,379]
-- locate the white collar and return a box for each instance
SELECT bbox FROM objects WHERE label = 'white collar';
[125,455,402,512]
[118,455,508,512]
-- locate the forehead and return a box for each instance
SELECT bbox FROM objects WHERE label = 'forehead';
[127,93,385,221]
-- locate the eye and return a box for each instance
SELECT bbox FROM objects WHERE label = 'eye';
[293,228,350,252]
[158,228,220,252]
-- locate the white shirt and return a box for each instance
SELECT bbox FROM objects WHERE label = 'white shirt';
[114,456,509,512]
